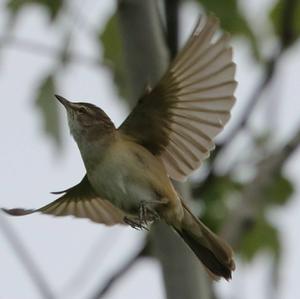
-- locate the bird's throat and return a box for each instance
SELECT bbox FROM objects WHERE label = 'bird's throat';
[75,131,117,173]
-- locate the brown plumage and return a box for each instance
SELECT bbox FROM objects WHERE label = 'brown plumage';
[3,15,237,280]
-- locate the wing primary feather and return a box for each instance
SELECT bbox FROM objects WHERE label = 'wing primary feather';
[169,123,209,154]
[89,199,111,223]
[39,199,63,214]
[172,16,220,74]
[162,149,188,177]
[171,47,234,92]
[169,16,203,67]
[75,200,86,218]
[170,105,230,116]
[171,119,213,143]
[168,134,199,162]
[175,81,237,98]
[50,199,70,216]
[172,63,236,93]
[164,62,235,94]
[174,34,231,80]
[166,95,235,104]
[167,143,195,170]
[170,111,224,128]
[83,200,99,222]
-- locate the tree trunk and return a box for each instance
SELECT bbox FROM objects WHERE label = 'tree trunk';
[117,1,212,298]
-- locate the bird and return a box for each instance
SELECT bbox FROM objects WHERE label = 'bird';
[3,15,237,280]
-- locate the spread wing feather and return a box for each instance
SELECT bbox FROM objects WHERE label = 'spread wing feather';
[2,175,125,226]
[119,15,236,180]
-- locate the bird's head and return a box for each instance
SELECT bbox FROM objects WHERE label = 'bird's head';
[55,95,115,144]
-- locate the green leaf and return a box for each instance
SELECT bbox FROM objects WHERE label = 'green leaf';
[197,0,259,59]
[240,217,280,261]
[99,13,130,103]
[201,197,227,232]
[7,0,62,21]
[35,74,62,147]
[253,131,272,148]
[263,173,294,206]
[199,175,242,231]
[200,175,242,203]
[270,0,300,48]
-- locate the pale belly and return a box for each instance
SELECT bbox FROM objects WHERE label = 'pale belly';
[87,146,163,214]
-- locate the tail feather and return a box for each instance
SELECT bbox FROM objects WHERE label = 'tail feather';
[174,202,235,280]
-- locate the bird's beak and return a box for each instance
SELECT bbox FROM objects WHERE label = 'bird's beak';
[55,95,75,110]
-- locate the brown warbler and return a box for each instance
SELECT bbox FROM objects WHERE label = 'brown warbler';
[3,15,237,280]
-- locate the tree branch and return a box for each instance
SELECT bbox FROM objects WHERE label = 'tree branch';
[115,1,211,299]
[217,0,297,157]
[116,0,169,104]
[279,0,298,49]
[193,0,299,197]
[164,0,180,59]
[0,35,102,67]
[221,127,300,247]
[91,241,150,299]
[0,213,55,299]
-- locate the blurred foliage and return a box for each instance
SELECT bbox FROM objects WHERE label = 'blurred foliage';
[197,0,260,59]
[35,74,62,147]
[2,0,298,269]
[270,0,300,48]
[263,173,294,206]
[239,216,280,260]
[253,131,273,151]
[199,175,242,231]
[6,0,62,21]
[99,13,130,102]
[200,175,242,203]
[199,169,293,258]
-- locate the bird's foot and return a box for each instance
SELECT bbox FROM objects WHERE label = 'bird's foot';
[124,216,149,231]
[139,201,160,225]
[124,200,164,231]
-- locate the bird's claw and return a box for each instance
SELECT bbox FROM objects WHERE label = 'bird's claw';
[124,216,149,231]
[139,201,160,224]
[124,201,160,231]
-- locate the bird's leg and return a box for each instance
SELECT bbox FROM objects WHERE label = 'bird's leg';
[124,199,166,230]
[139,202,159,224]
[139,201,148,225]
[138,199,167,224]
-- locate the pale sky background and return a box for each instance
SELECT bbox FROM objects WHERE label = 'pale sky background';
[0,0,300,299]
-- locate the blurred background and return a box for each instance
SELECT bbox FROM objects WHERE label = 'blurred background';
[1,0,300,298]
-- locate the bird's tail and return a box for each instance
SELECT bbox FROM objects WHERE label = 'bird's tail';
[173,202,235,280]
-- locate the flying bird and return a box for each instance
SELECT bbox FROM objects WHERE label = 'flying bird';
[3,15,237,280]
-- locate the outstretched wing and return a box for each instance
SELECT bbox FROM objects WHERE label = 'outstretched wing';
[119,15,237,181]
[3,175,125,226]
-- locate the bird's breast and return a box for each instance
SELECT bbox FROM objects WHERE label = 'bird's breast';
[86,141,160,213]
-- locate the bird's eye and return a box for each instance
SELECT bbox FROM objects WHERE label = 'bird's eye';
[78,107,87,114]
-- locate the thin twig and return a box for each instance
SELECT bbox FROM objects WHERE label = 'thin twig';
[216,0,298,157]
[0,35,102,67]
[0,213,55,299]
[63,0,96,36]
[90,241,150,299]
[59,230,124,298]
